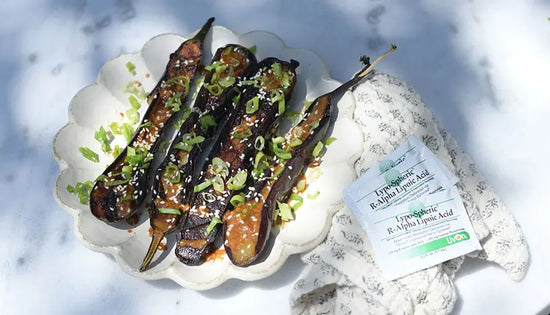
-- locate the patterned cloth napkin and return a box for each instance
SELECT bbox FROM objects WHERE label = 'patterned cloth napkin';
[289,72,529,314]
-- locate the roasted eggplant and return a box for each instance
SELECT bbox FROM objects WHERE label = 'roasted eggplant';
[89,18,214,223]
[175,58,299,265]
[139,44,258,271]
[223,46,398,266]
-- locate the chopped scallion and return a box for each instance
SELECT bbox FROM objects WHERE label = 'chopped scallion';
[128,95,141,110]
[232,124,252,138]
[230,193,246,207]
[79,147,99,163]
[165,163,181,184]
[125,61,136,75]
[307,190,320,200]
[277,201,293,221]
[254,135,265,151]
[324,137,337,146]
[312,141,324,158]
[227,170,247,190]
[194,179,213,192]
[205,216,222,236]
[158,207,181,215]
[200,114,217,133]
[246,96,260,114]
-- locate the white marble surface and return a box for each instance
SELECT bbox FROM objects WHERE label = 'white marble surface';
[1,0,549,314]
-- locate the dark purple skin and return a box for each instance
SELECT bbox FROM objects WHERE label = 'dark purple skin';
[175,58,299,265]
[139,44,258,272]
[223,61,374,266]
[89,17,214,223]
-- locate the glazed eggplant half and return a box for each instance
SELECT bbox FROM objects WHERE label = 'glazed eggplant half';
[90,18,214,223]
[139,44,258,271]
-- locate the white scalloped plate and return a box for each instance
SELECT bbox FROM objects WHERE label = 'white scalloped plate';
[53,25,363,290]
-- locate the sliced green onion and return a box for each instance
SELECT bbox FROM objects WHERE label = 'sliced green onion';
[254,151,267,169]
[271,143,291,160]
[158,207,181,215]
[281,71,293,88]
[271,136,285,144]
[122,165,133,173]
[166,91,182,112]
[212,174,224,193]
[94,126,112,153]
[165,163,181,184]
[227,170,247,190]
[236,202,255,216]
[240,79,258,86]
[218,76,236,88]
[272,63,282,78]
[128,95,141,109]
[95,174,107,182]
[125,108,140,125]
[68,180,94,205]
[79,147,99,163]
[122,81,146,100]
[296,179,307,192]
[139,121,152,128]
[105,178,130,186]
[307,190,320,200]
[324,137,337,146]
[165,76,190,96]
[174,142,192,152]
[212,157,229,178]
[125,61,136,75]
[109,122,122,135]
[246,96,260,114]
[232,92,241,105]
[230,193,246,207]
[205,216,223,236]
[204,61,224,72]
[113,145,122,157]
[309,168,323,181]
[194,179,213,192]
[277,201,293,221]
[289,194,303,210]
[248,45,257,54]
[312,141,324,158]
[200,114,217,133]
[232,124,252,139]
[66,184,75,194]
[289,137,303,147]
[254,135,265,151]
[267,165,285,179]
[125,146,146,166]
[278,99,285,115]
[204,83,222,96]
[122,123,134,143]
[201,192,217,203]
[181,133,205,145]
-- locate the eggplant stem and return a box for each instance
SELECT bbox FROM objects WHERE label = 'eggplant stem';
[192,17,215,42]
[329,44,397,97]
[139,232,165,272]
[356,44,397,78]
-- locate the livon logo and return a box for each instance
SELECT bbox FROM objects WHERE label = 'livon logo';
[446,232,470,244]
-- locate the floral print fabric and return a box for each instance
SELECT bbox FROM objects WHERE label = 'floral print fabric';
[289,72,528,314]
